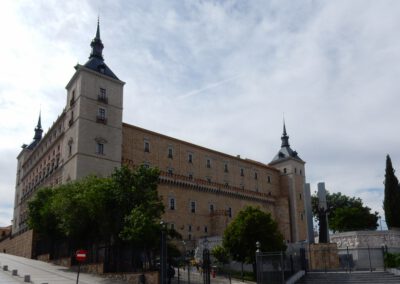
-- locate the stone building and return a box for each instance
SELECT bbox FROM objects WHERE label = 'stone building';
[1,22,312,258]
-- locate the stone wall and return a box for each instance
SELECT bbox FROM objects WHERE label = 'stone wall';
[0,230,33,258]
[330,230,400,248]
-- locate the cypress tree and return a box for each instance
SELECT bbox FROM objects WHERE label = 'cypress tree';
[384,155,400,228]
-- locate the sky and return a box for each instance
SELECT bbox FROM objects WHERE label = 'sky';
[0,0,399,228]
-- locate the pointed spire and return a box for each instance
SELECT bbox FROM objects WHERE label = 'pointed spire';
[281,120,290,147]
[33,112,43,141]
[89,18,104,60]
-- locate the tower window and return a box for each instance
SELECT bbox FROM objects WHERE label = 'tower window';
[240,168,244,176]
[295,168,297,174]
[268,176,271,183]
[169,198,175,210]
[283,168,287,174]
[96,143,104,155]
[188,153,193,163]
[190,201,196,213]
[209,204,214,213]
[144,141,150,152]
[227,207,232,218]
[300,169,302,175]
[70,90,75,106]
[97,107,107,124]
[168,147,173,159]
[206,159,211,168]
[204,226,208,233]
[98,88,108,103]
[254,172,258,180]
[188,225,192,232]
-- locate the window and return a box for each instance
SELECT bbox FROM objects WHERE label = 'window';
[283,168,287,174]
[206,159,211,168]
[69,111,74,126]
[190,201,196,213]
[240,168,244,176]
[299,193,302,200]
[170,223,175,230]
[188,225,192,232]
[169,198,175,210]
[254,172,258,180]
[295,168,297,174]
[188,173,193,180]
[98,88,108,103]
[224,163,228,173]
[268,176,271,183]
[209,204,214,213]
[168,147,173,159]
[70,90,75,106]
[227,207,232,218]
[97,107,107,124]
[68,139,73,156]
[144,141,150,152]
[188,153,193,163]
[300,169,302,175]
[168,168,173,175]
[206,177,211,183]
[188,234,192,240]
[204,226,208,233]
[96,143,104,155]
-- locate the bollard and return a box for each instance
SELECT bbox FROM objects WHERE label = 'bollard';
[24,275,30,282]
[3,265,8,271]
[12,269,18,276]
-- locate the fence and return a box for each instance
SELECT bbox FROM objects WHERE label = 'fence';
[256,248,306,284]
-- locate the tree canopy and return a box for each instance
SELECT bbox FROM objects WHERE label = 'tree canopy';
[28,165,166,249]
[311,191,378,233]
[384,155,400,229]
[222,206,286,268]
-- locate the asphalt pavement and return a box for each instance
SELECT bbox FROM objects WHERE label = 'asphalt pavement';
[0,253,127,284]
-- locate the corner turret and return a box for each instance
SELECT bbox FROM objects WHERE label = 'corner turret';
[26,113,43,150]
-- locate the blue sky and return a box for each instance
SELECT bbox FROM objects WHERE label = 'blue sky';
[0,0,399,227]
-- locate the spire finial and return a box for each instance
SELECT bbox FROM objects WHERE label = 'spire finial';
[89,18,104,60]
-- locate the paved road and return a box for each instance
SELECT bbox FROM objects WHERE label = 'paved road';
[0,253,127,284]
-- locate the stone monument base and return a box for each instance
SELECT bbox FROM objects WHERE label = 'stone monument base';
[309,243,339,270]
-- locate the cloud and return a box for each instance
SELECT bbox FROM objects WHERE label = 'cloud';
[0,0,400,227]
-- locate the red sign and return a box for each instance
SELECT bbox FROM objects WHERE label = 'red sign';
[75,250,87,262]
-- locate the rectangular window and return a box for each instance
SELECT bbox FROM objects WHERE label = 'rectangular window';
[209,204,214,213]
[190,201,196,213]
[188,173,193,180]
[268,176,271,183]
[98,88,108,103]
[188,153,193,163]
[240,168,244,176]
[144,141,150,152]
[168,147,173,159]
[188,225,192,232]
[254,172,258,180]
[70,90,75,106]
[204,226,208,233]
[97,107,107,124]
[224,163,228,173]
[227,207,232,218]
[169,198,175,210]
[96,143,104,155]
[206,159,211,168]
[168,168,173,175]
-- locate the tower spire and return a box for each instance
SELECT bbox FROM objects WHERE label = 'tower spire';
[281,121,290,147]
[33,112,43,141]
[89,18,104,60]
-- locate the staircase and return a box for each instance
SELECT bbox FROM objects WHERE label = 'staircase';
[296,271,400,283]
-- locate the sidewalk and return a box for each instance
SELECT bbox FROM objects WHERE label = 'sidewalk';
[0,253,127,283]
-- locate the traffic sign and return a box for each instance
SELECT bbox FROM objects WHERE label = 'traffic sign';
[75,250,87,262]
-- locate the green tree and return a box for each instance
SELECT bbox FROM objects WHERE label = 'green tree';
[211,245,230,265]
[28,165,165,250]
[222,206,286,273]
[311,192,378,232]
[384,155,400,228]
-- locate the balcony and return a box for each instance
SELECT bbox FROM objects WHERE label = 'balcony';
[96,116,107,124]
[97,95,108,104]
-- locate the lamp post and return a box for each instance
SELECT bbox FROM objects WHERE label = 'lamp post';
[203,237,210,284]
[255,241,261,284]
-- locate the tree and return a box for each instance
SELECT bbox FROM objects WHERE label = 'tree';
[311,191,378,233]
[222,206,286,273]
[384,155,400,228]
[28,165,165,251]
[211,245,230,265]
